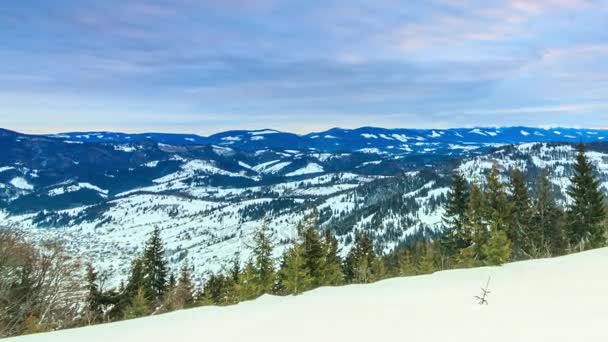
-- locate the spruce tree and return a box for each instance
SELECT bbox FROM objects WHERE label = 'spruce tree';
[319,230,344,286]
[123,287,150,320]
[481,228,511,265]
[298,211,324,285]
[278,245,313,295]
[566,143,607,250]
[252,219,275,294]
[237,260,259,301]
[441,172,470,257]
[142,227,169,303]
[85,264,102,323]
[509,168,532,260]
[345,233,376,283]
[530,169,564,257]
[416,245,436,274]
[398,250,417,276]
[464,183,486,260]
[174,261,194,309]
[484,165,513,233]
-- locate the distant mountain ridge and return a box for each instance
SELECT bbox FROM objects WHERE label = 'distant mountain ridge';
[47,126,608,155]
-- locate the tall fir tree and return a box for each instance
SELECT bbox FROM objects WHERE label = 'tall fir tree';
[481,228,512,265]
[174,261,194,309]
[344,232,376,283]
[298,211,325,285]
[509,167,532,260]
[319,229,344,286]
[566,143,607,250]
[416,245,437,274]
[252,218,275,294]
[123,287,150,320]
[278,244,313,295]
[530,169,564,257]
[464,183,486,261]
[441,172,470,258]
[85,264,102,323]
[142,227,169,303]
[484,165,513,233]
[237,260,260,301]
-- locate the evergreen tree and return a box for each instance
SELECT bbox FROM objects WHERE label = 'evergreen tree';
[509,168,532,260]
[252,219,275,294]
[123,287,149,320]
[398,250,417,276]
[85,264,102,323]
[298,211,324,285]
[174,261,194,309]
[566,143,607,250]
[344,233,376,283]
[464,183,486,260]
[124,257,145,300]
[484,165,513,234]
[237,260,259,301]
[481,228,511,265]
[441,172,470,257]
[530,170,564,257]
[229,253,241,285]
[319,230,344,286]
[416,245,436,274]
[142,227,169,303]
[278,245,313,295]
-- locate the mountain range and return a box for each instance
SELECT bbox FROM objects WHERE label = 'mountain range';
[1,126,608,285]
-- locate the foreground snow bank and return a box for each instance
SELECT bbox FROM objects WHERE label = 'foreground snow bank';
[11,248,608,342]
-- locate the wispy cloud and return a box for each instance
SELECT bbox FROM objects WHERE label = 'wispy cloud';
[1,0,607,133]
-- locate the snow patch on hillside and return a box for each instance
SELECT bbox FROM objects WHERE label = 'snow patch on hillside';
[285,163,324,177]
[10,177,33,190]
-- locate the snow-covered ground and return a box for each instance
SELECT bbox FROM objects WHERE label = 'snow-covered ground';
[11,248,608,342]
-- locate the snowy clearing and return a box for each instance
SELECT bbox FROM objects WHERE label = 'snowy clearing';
[11,248,608,342]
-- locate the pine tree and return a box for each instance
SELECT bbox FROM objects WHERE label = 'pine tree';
[278,245,313,295]
[142,227,169,303]
[298,211,324,285]
[123,287,149,320]
[484,165,513,233]
[237,260,259,301]
[481,228,511,265]
[464,183,486,260]
[252,219,275,294]
[398,250,417,276]
[229,253,241,285]
[441,172,470,257]
[173,261,194,309]
[85,264,102,324]
[416,245,436,274]
[566,143,607,250]
[125,257,145,300]
[345,233,376,283]
[509,168,532,260]
[319,230,344,286]
[530,169,564,257]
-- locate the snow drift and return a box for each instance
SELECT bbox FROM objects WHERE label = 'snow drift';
[11,248,608,342]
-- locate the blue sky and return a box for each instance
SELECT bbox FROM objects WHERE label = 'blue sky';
[1,0,608,134]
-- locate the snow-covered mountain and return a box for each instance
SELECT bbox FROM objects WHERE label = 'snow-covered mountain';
[50,126,608,156]
[2,127,608,285]
[11,247,608,342]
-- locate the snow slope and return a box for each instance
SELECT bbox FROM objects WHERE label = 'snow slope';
[11,248,608,342]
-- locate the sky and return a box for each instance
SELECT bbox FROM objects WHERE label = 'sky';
[1,0,608,135]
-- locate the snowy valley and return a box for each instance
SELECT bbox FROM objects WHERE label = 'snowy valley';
[1,127,608,285]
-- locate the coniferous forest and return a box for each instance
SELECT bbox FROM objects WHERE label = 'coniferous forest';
[1,143,607,337]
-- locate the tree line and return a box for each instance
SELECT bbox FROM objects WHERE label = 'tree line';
[1,143,606,337]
